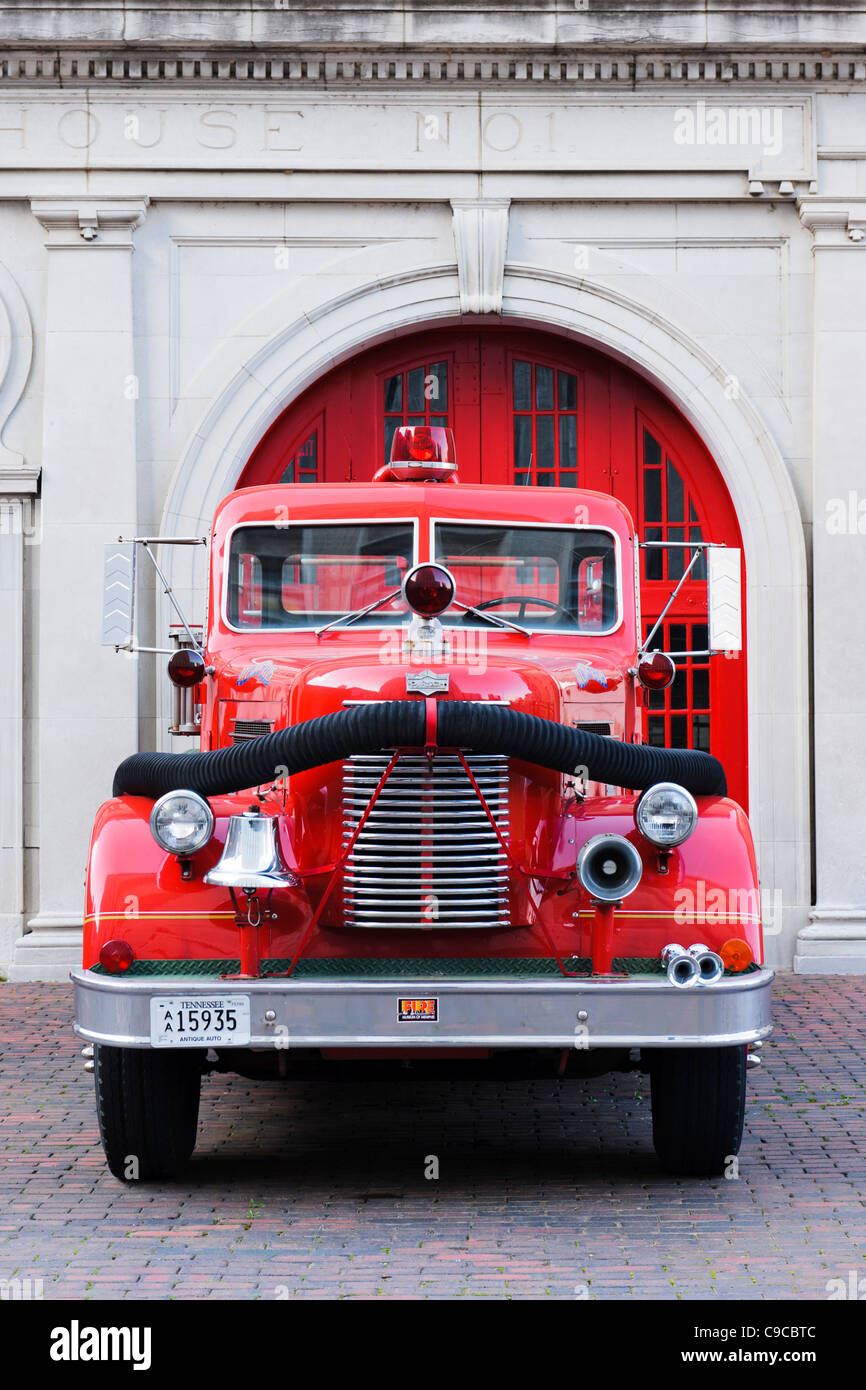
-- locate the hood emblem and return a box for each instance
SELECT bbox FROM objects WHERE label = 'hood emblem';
[236,660,275,688]
[406,669,450,696]
[574,662,609,692]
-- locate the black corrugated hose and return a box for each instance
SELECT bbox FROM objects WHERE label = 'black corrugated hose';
[112,700,727,799]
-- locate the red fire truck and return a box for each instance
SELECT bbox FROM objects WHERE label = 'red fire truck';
[74,426,772,1180]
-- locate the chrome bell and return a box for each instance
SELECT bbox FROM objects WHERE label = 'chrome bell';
[205,806,300,890]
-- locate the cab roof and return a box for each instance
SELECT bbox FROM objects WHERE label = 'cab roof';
[212,481,637,540]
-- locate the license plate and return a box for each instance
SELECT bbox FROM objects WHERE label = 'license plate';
[150,996,251,1047]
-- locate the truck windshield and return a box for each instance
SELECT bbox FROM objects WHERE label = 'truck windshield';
[433,522,619,633]
[226,522,414,629]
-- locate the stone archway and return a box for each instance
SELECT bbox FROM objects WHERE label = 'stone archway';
[161,264,809,966]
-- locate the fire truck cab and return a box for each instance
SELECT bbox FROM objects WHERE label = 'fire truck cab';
[74,426,772,1180]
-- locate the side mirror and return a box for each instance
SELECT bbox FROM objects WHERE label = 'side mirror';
[707,547,742,652]
[102,542,136,648]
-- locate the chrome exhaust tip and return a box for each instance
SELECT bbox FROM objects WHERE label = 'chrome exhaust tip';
[661,943,700,988]
[688,944,725,984]
[667,954,700,987]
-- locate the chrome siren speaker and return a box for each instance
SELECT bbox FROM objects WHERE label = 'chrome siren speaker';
[576,834,643,902]
[205,806,300,891]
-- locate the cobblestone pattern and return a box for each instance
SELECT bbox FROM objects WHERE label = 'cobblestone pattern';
[1,976,864,1299]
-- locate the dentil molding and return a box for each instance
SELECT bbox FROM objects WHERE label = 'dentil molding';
[1,51,866,88]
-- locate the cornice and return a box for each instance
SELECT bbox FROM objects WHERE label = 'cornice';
[0,466,40,497]
[799,197,866,246]
[1,50,866,88]
[31,197,149,249]
[0,2,864,51]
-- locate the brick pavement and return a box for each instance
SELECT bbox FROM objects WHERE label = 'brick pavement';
[1,974,865,1300]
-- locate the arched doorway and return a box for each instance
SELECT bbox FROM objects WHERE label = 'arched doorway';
[238,325,748,807]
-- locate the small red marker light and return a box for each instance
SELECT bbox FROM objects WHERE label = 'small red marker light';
[637,651,676,691]
[390,425,455,465]
[99,939,135,974]
[403,563,455,618]
[720,938,753,973]
[168,648,206,688]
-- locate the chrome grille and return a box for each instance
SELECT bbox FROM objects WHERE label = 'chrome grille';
[342,753,510,929]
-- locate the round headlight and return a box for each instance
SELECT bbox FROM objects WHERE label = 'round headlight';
[635,782,698,848]
[149,789,214,856]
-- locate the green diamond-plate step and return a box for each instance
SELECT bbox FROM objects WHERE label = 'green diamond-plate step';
[90,958,242,976]
[90,955,759,979]
[288,956,594,978]
[90,956,660,979]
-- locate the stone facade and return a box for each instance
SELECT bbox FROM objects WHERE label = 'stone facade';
[1,2,864,977]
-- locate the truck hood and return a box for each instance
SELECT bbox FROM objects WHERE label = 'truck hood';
[217,649,623,710]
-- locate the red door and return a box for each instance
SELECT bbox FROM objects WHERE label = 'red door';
[240,326,748,806]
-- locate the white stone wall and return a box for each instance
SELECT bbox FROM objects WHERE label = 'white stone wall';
[2,2,865,977]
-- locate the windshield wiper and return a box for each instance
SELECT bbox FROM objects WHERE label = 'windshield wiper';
[314,588,403,638]
[451,600,531,637]
[316,592,531,640]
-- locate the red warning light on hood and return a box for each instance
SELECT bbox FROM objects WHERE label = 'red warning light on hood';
[403,564,455,617]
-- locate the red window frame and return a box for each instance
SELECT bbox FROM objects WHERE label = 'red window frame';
[274,410,323,485]
[507,350,582,488]
[642,617,712,754]
[380,356,453,464]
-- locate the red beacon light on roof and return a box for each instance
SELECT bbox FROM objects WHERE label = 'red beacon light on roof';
[374,425,458,483]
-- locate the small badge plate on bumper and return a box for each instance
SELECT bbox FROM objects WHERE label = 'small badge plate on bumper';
[398,997,438,1022]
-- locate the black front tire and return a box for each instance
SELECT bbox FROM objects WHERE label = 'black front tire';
[649,1045,747,1176]
[94,1044,203,1181]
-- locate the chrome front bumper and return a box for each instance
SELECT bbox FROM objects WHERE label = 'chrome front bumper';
[71,966,774,1051]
